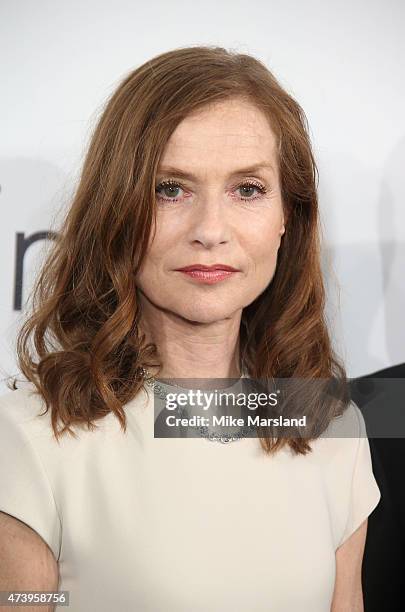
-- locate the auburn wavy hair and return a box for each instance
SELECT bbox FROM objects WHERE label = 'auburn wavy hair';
[9,45,350,454]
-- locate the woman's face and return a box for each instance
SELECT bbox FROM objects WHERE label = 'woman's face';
[135,97,286,324]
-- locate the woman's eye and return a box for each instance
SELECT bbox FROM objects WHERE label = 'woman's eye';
[238,184,257,198]
[236,182,267,200]
[155,181,183,201]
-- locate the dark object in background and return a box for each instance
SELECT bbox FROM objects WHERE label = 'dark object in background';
[349,363,405,612]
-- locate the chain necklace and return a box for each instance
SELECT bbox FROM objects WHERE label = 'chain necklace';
[139,366,256,444]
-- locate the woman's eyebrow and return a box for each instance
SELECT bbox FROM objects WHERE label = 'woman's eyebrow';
[156,163,275,181]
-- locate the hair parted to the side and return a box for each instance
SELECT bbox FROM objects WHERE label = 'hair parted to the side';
[9,45,350,454]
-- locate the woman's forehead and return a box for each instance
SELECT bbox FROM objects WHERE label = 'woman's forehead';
[159,102,278,177]
[169,98,276,143]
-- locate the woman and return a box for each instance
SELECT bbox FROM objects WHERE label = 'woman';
[0,46,380,611]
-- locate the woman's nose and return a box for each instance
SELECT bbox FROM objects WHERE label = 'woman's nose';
[188,194,231,248]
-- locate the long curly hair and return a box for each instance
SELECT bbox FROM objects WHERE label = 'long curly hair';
[9,45,349,454]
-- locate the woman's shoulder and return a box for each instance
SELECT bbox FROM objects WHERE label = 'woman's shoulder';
[330,399,365,436]
[310,399,367,453]
[288,400,371,485]
[0,382,51,438]
[0,381,126,449]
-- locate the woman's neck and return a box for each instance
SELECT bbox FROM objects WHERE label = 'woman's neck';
[138,298,242,380]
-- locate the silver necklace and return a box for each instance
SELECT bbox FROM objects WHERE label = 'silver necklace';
[139,366,256,444]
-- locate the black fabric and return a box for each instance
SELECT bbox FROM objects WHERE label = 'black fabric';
[349,363,405,612]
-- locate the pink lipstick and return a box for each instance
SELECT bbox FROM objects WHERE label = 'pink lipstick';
[175,264,240,285]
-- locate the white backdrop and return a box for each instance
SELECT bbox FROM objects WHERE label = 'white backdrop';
[1,0,404,390]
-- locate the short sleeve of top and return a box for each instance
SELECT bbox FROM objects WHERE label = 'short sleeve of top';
[335,401,381,548]
[0,388,62,561]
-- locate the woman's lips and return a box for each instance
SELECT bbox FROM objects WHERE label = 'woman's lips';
[177,266,238,285]
[175,268,239,284]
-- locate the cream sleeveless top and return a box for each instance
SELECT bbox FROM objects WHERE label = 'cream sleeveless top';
[0,379,380,611]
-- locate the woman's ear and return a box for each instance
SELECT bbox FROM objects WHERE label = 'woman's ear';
[280,207,289,235]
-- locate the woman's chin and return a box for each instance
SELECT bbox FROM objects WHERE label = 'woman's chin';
[174,304,241,325]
